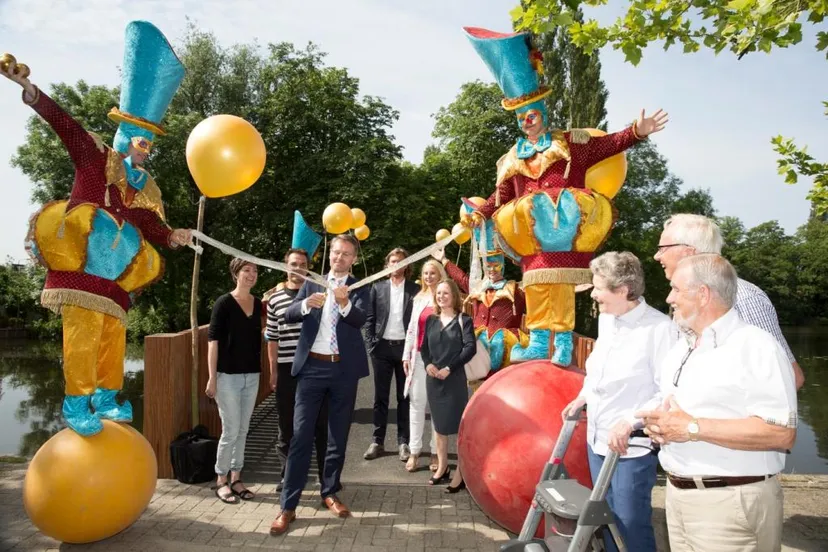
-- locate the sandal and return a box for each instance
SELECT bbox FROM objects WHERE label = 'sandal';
[230,480,255,500]
[215,483,239,504]
[405,454,419,473]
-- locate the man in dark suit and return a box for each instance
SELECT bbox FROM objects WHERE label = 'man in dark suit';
[363,248,419,462]
[270,234,369,535]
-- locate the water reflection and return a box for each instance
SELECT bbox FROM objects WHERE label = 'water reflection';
[0,329,826,473]
[0,339,144,457]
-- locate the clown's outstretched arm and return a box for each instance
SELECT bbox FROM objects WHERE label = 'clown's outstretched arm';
[463,173,519,228]
[1,56,105,171]
[124,207,184,249]
[572,109,669,168]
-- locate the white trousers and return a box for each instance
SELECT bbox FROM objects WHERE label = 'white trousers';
[408,352,436,455]
[666,476,783,552]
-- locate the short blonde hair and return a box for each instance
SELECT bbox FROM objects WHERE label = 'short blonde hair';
[589,252,645,301]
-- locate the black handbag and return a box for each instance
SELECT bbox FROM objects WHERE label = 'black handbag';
[169,424,218,484]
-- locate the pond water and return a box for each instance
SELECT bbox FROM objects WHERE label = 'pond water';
[0,327,826,473]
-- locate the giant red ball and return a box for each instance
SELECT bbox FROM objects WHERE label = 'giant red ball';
[458,360,591,536]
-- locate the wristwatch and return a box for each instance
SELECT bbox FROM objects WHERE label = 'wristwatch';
[687,419,700,442]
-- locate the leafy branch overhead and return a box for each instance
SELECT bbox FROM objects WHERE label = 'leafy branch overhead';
[512,0,826,64]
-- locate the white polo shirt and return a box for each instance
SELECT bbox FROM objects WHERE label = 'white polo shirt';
[580,299,676,458]
[654,308,798,477]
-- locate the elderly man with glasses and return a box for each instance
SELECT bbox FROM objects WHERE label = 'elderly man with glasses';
[653,214,804,389]
[636,254,797,552]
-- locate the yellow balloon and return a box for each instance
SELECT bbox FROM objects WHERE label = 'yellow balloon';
[350,208,367,229]
[583,128,627,199]
[435,228,451,242]
[453,222,471,245]
[186,114,266,198]
[459,196,486,219]
[23,421,157,544]
[354,225,371,241]
[323,203,353,234]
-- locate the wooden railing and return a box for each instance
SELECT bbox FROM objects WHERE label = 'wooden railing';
[143,325,270,479]
[143,325,595,479]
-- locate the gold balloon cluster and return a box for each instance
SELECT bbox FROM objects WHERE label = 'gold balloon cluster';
[1,53,31,79]
[322,203,370,241]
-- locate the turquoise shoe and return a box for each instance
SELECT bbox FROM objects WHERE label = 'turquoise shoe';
[510,329,551,363]
[550,331,574,367]
[63,395,103,436]
[91,388,133,423]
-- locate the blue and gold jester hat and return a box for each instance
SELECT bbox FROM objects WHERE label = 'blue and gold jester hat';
[292,211,323,259]
[463,27,550,112]
[108,21,185,155]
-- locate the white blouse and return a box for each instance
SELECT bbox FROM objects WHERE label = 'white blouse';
[579,299,676,458]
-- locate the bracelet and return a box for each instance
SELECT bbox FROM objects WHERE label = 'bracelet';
[631,122,643,140]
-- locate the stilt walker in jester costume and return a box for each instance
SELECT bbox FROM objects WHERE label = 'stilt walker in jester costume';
[461,27,668,366]
[433,208,527,389]
[1,21,191,436]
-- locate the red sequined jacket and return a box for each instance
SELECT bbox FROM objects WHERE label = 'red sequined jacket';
[26,89,174,315]
[476,127,640,218]
[444,260,524,338]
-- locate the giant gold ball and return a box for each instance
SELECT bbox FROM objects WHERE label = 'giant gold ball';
[23,421,157,544]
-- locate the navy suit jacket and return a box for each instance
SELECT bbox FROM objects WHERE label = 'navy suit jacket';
[284,275,370,379]
[363,278,419,353]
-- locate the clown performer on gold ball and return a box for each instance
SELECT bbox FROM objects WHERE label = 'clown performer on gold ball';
[461,27,668,366]
[1,21,192,437]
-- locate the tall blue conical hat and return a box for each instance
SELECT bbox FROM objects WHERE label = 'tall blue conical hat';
[463,27,551,112]
[292,211,323,258]
[109,21,186,154]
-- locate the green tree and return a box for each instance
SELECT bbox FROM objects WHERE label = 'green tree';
[511,0,828,213]
[535,8,609,129]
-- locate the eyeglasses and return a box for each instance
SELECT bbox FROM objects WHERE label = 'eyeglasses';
[672,348,695,387]
[656,243,690,253]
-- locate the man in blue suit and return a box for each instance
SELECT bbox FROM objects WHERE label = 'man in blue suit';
[270,234,369,535]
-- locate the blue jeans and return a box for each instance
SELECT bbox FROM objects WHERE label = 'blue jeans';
[214,372,259,474]
[587,446,657,552]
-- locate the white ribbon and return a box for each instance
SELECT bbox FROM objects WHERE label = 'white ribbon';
[188,225,467,292]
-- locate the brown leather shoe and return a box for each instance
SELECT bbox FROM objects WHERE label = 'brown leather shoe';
[321,495,351,518]
[270,510,296,535]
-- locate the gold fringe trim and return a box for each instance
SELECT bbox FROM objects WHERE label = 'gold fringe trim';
[41,289,127,324]
[522,268,592,287]
[569,129,592,144]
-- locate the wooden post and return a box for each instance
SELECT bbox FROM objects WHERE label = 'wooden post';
[190,195,206,427]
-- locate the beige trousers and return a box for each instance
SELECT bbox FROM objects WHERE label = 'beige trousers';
[666,477,783,552]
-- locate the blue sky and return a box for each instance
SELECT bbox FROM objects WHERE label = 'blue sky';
[0,0,825,262]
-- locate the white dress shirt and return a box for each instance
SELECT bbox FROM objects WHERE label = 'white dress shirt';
[382,279,406,340]
[653,308,798,477]
[580,299,676,458]
[302,274,352,355]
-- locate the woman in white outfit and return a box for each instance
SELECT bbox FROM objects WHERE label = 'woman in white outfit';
[401,259,447,472]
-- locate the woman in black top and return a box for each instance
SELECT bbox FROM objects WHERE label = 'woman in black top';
[419,279,475,492]
[206,257,263,504]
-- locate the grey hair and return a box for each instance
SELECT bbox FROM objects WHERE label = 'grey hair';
[677,254,737,308]
[663,214,723,254]
[589,251,645,301]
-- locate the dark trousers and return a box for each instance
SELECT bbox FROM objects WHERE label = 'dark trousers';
[280,357,358,511]
[275,361,328,482]
[371,339,409,445]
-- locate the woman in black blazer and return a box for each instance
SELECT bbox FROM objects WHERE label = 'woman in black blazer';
[419,279,476,492]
